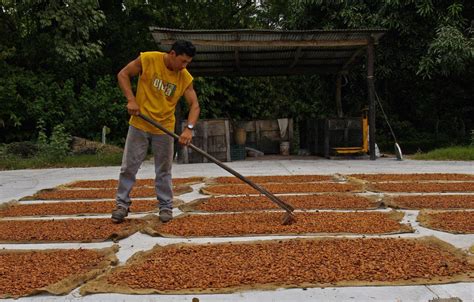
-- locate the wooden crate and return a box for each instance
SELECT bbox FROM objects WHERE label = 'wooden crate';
[234,118,293,154]
[178,119,231,164]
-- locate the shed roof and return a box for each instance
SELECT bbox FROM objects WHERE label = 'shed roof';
[149,28,386,77]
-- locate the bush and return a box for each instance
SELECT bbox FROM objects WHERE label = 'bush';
[0,66,127,144]
[5,141,39,158]
[37,120,72,160]
[66,75,127,142]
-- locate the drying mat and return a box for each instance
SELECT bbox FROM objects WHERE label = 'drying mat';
[0,245,118,299]
[21,185,192,200]
[65,177,204,188]
[144,211,412,237]
[207,174,337,185]
[349,173,474,182]
[180,194,380,212]
[368,182,474,193]
[418,210,474,234]
[201,182,363,195]
[0,217,145,243]
[0,199,183,218]
[384,195,474,210]
[80,237,473,295]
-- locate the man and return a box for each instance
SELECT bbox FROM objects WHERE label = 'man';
[111,40,200,224]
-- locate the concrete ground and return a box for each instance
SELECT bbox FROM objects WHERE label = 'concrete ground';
[0,157,473,302]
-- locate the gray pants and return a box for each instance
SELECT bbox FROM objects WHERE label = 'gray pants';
[116,125,174,211]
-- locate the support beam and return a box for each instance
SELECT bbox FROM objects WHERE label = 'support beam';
[189,66,343,76]
[335,74,343,118]
[234,49,241,71]
[192,49,361,55]
[234,33,241,72]
[159,39,369,48]
[367,37,376,160]
[289,47,303,69]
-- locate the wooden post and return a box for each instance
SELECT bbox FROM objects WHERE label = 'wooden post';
[344,120,349,146]
[324,119,330,158]
[335,74,343,118]
[224,119,231,162]
[367,37,376,160]
[255,120,260,150]
[288,118,294,142]
[203,121,209,163]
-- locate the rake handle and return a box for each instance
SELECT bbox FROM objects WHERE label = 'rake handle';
[138,113,294,213]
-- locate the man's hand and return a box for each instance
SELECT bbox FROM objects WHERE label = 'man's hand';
[179,128,193,145]
[127,99,140,116]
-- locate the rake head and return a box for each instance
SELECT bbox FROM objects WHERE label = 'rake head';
[282,211,296,225]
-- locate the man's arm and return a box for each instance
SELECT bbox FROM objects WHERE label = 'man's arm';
[117,56,142,115]
[179,82,200,145]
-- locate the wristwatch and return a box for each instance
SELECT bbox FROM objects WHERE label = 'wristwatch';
[186,124,194,130]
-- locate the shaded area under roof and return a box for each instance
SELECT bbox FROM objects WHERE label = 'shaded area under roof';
[149,28,386,77]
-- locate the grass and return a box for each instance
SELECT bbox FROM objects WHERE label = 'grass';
[1,144,472,170]
[0,153,124,170]
[410,146,474,161]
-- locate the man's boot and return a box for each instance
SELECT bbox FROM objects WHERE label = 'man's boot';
[111,206,129,223]
[159,208,173,223]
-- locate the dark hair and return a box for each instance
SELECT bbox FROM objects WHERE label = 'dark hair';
[171,40,196,57]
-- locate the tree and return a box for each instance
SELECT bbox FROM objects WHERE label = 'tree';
[255,0,473,146]
[1,0,105,68]
[1,0,472,150]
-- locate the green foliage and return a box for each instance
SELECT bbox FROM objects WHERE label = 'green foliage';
[37,121,72,159]
[0,152,123,170]
[49,124,72,157]
[193,75,333,121]
[38,0,105,62]
[36,119,48,148]
[0,0,473,157]
[418,25,474,78]
[273,0,473,78]
[269,0,473,148]
[1,0,105,67]
[0,64,73,141]
[5,141,38,158]
[66,75,127,141]
[0,66,126,143]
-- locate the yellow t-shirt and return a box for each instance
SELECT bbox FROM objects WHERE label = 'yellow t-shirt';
[129,51,193,134]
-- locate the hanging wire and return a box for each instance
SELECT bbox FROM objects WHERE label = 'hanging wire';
[373,88,399,144]
[341,74,349,87]
[368,79,403,160]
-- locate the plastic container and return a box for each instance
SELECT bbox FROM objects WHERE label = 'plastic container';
[280,141,290,156]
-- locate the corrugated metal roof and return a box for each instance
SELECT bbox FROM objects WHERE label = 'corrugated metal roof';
[149,28,386,76]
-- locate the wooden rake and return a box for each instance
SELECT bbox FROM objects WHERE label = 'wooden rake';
[139,113,296,225]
